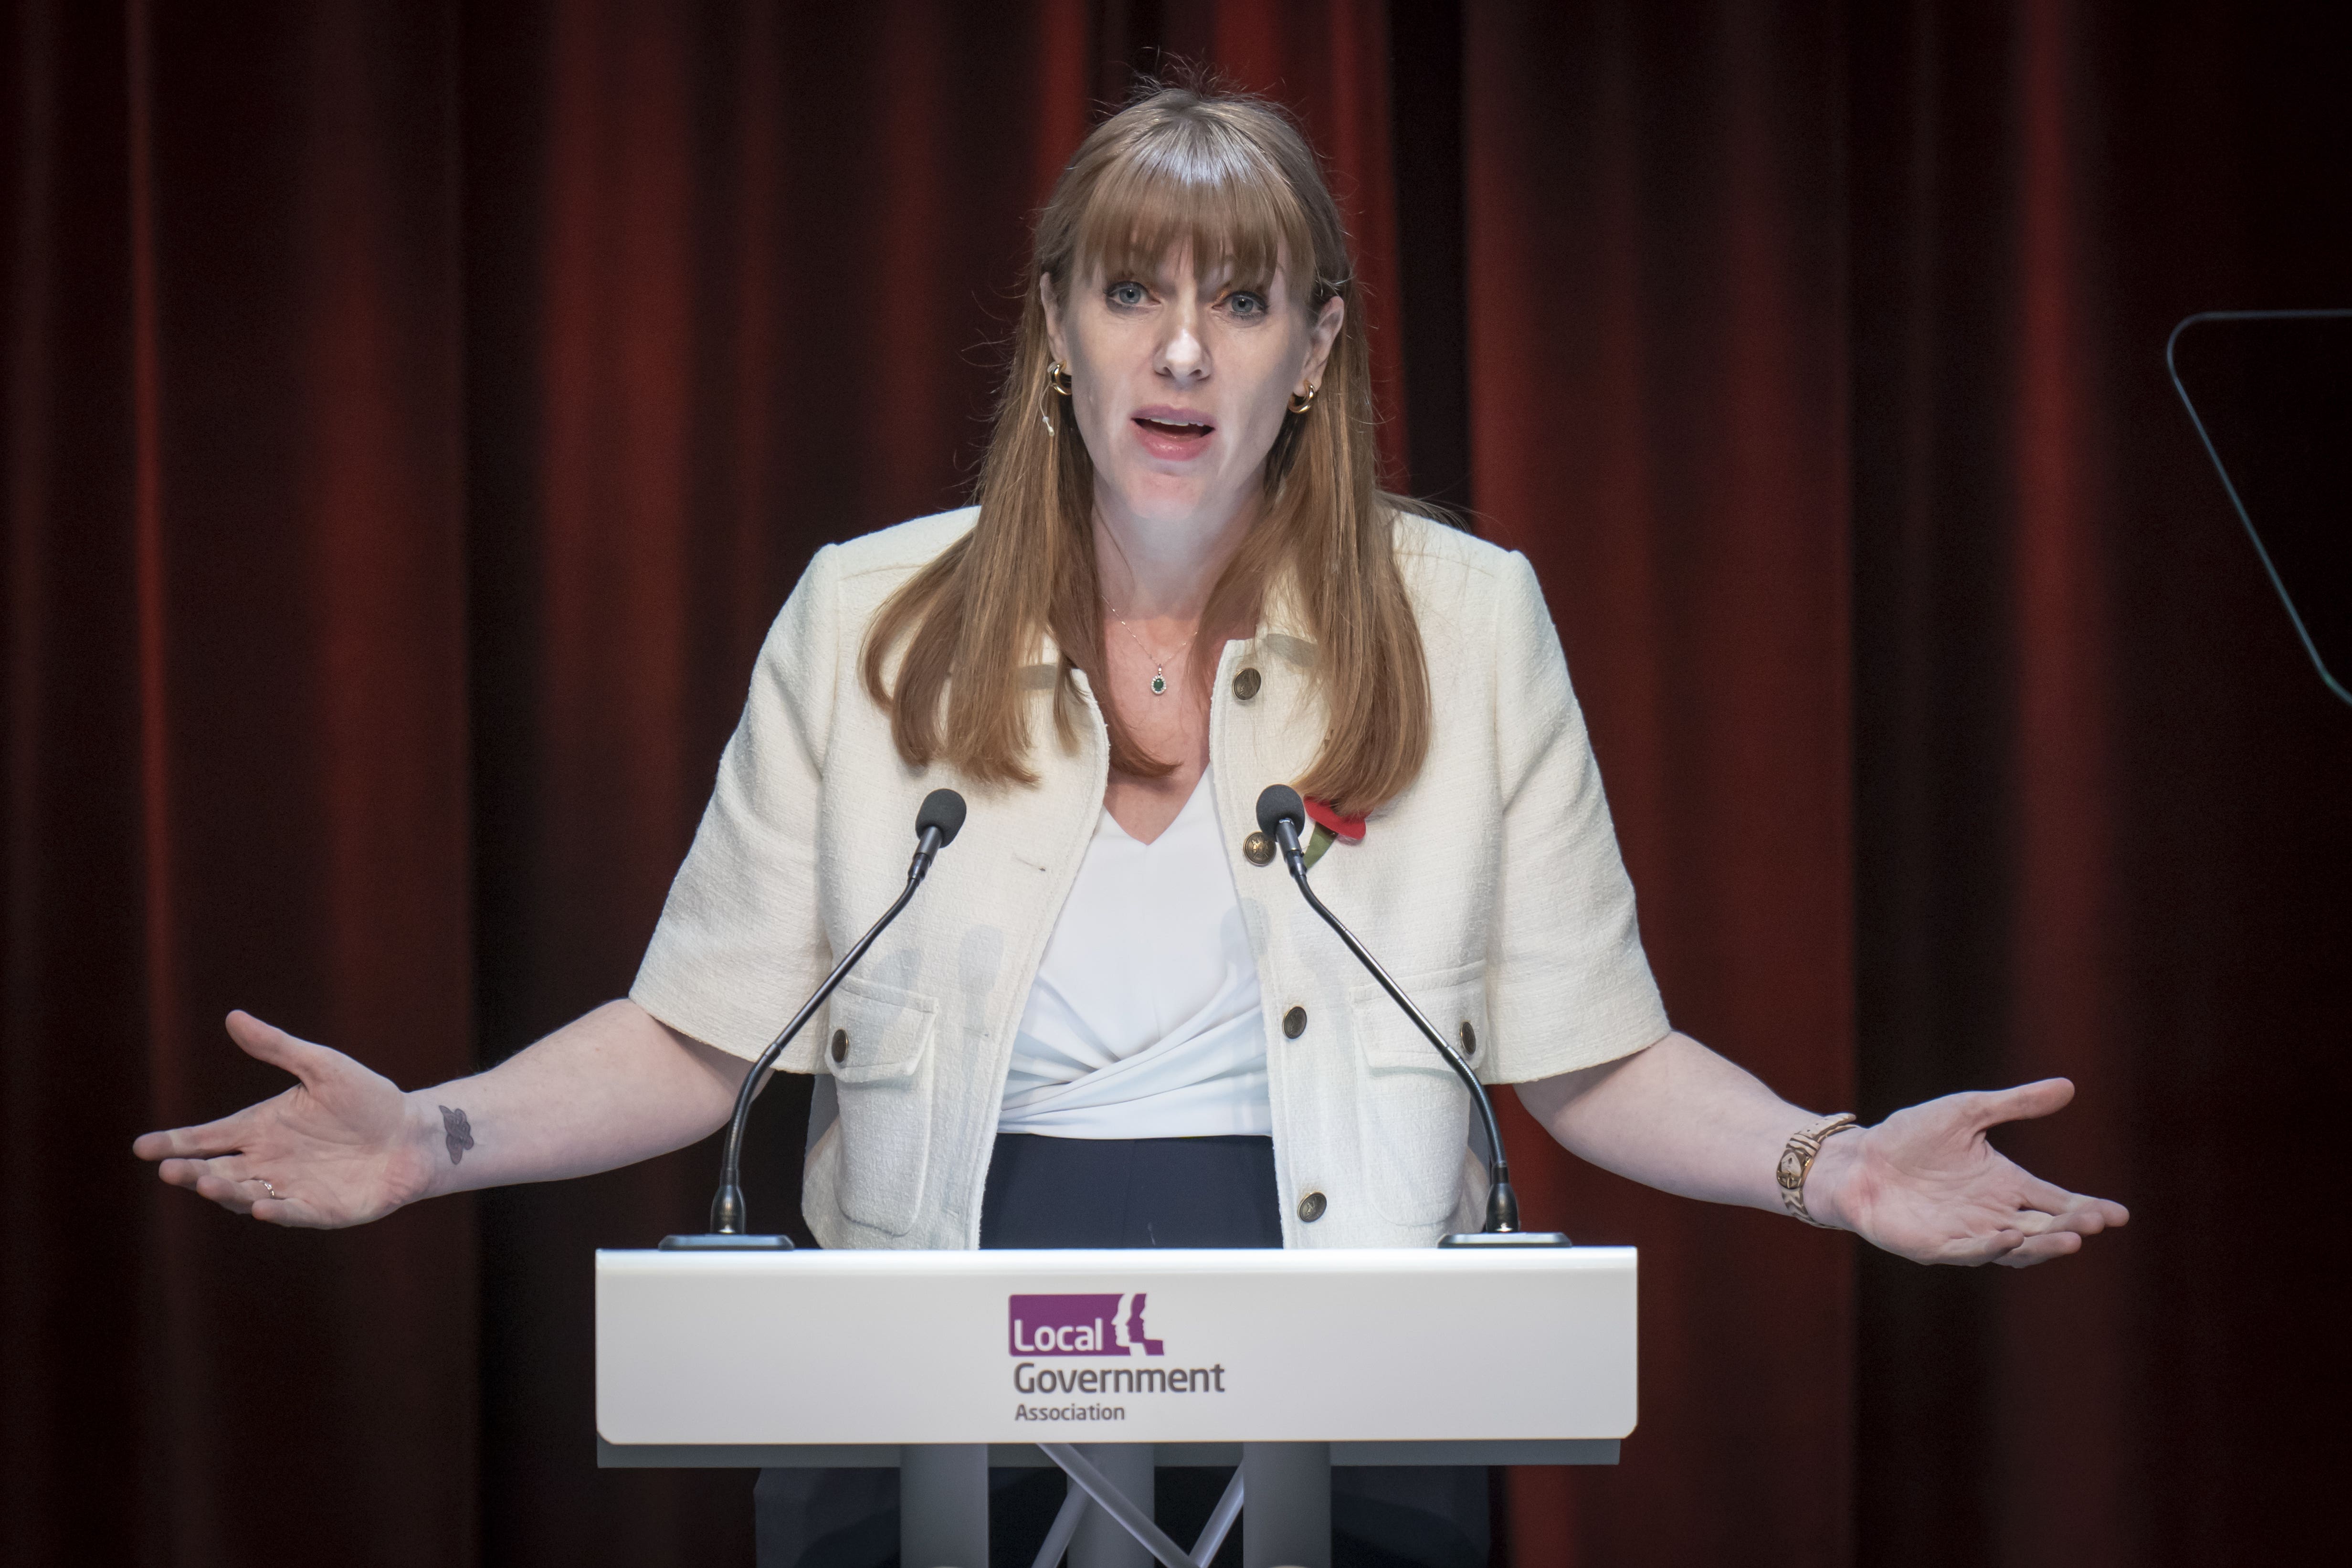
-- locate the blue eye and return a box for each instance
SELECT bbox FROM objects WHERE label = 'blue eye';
[1226,291,1266,317]
[1107,281,1148,307]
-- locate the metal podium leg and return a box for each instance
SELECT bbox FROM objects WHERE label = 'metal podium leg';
[1032,1479,1090,1568]
[1037,1442,1199,1568]
[900,1443,988,1568]
[1068,1443,1156,1568]
[1241,1442,1329,1568]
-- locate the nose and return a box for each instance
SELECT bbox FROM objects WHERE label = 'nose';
[1157,296,1208,382]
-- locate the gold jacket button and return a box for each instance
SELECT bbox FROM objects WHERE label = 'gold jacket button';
[1459,1021,1477,1057]
[1232,666,1262,700]
[1297,1190,1328,1222]
[1243,830,1274,866]
[1283,1006,1308,1039]
[830,1028,848,1063]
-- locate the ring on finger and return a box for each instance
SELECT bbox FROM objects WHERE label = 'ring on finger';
[253,1178,281,1201]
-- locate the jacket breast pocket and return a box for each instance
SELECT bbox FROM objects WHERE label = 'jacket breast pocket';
[824,976,939,1237]
[1349,962,1486,1227]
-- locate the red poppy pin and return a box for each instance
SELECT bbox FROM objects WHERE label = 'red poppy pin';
[1299,797,1364,870]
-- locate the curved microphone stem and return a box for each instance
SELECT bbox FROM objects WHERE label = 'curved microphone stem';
[1268,820,1525,1234]
[707,827,944,1235]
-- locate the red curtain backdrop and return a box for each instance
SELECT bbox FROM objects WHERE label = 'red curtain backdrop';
[4,3,477,1565]
[1846,5,2352,1564]
[6,4,2350,1567]
[1464,4,1856,1563]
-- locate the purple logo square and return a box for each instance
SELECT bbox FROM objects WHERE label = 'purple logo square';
[1009,1293,1166,1357]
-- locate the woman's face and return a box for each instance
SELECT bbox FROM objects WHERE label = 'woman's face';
[1044,250,1343,536]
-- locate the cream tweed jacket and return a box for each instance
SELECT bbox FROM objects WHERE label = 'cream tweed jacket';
[631,506,1669,1250]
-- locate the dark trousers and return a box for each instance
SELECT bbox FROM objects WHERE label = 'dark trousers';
[756,1134,1490,1568]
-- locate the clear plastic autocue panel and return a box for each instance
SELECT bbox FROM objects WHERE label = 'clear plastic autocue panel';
[2169,309,2352,707]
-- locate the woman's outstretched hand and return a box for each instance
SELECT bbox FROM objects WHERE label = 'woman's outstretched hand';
[1809,1078,2129,1267]
[132,1010,437,1229]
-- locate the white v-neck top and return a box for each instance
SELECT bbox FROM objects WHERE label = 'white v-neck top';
[997,766,1272,1138]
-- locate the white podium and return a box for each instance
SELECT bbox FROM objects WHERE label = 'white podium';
[597,1245,1636,1567]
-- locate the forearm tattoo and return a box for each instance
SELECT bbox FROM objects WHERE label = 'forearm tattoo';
[439,1105,475,1166]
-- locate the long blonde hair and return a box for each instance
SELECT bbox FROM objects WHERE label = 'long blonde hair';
[862,83,1430,818]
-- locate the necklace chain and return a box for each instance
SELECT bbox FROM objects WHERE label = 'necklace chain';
[1105,601,1183,697]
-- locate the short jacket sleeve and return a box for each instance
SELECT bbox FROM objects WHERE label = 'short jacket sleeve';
[1482,550,1671,1081]
[629,544,843,1067]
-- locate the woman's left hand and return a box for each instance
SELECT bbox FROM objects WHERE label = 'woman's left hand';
[1807,1078,2129,1267]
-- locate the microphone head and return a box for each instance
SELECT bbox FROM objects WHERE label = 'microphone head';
[1255,784,1306,839]
[916,788,968,847]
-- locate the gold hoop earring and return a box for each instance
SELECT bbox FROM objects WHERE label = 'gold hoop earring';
[1041,361,1071,433]
[1287,381,1319,414]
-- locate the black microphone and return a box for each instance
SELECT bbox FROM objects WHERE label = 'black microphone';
[661,788,968,1250]
[1255,785,1569,1246]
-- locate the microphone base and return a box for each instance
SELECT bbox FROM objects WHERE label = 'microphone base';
[1439,1230,1574,1248]
[658,1233,796,1251]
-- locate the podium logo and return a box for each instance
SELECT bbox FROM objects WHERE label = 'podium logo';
[1009,1293,1165,1358]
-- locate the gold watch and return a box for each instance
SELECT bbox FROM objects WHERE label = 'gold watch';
[1776,1114,1860,1227]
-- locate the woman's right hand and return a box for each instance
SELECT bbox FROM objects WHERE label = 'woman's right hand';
[132,1010,439,1228]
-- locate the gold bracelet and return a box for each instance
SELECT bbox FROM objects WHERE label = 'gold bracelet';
[1776,1114,1860,1227]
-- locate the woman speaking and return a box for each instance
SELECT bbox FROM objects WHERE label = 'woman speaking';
[136,84,2125,1565]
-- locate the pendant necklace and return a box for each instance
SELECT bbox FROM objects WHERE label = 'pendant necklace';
[1105,601,1182,696]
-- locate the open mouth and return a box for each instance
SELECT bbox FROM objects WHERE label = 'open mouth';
[1134,417,1214,439]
